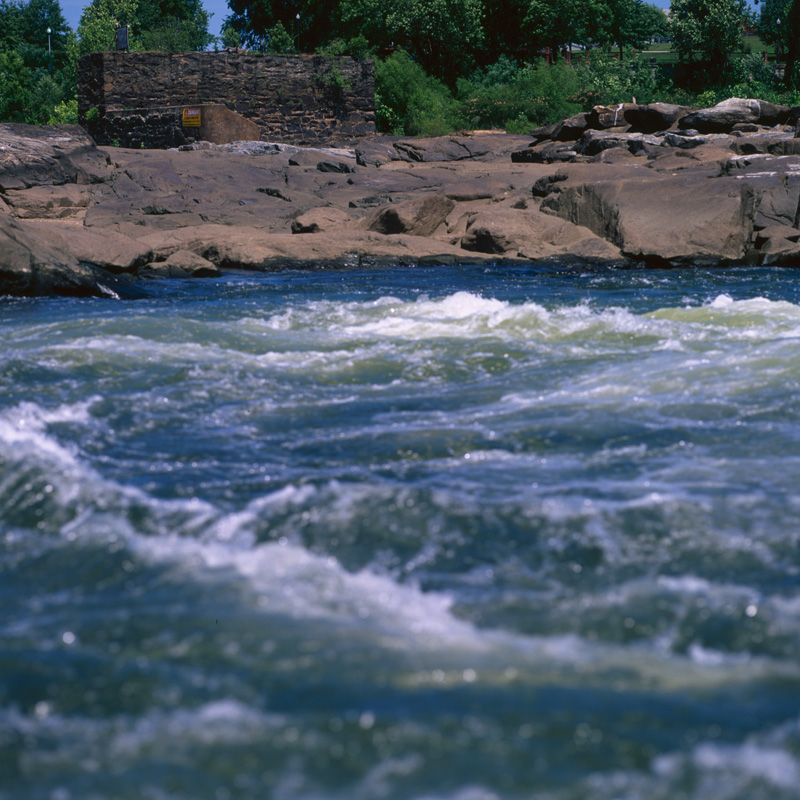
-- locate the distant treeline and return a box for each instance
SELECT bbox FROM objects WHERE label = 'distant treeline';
[1,0,799,135]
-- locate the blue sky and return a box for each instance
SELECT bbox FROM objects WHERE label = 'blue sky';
[59,0,677,43]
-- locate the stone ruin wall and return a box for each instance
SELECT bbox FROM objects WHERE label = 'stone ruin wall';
[77,51,375,147]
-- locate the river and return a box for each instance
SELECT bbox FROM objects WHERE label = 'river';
[2,264,799,799]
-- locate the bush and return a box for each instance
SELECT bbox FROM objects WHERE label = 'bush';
[575,50,661,106]
[457,59,584,129]
[375,49,463,136]
[48,98,78,125]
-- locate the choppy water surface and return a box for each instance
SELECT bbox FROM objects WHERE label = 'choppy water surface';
[2,265,800,800]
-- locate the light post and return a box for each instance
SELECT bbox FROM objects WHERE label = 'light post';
[296,14,300,52]
[46,26,51,54]
[776,17,781,65]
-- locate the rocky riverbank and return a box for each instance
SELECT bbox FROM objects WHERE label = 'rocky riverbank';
[3,97,800,297]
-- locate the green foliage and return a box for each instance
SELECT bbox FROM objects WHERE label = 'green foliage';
[77,0,211,54]
[669,0,750,67]
[375,48,463,135]
[0,0,76,124]
[314,39,353,94]
[138,13,213,51]
[457,58,583,128]
[47,97,77,123]
[219,24,240,49]
[577,50,661,105]
[77,0,139,55]
[0,49,30,121]
[265,20,294,53]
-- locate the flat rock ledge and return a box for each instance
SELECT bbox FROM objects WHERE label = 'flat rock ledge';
[3,101,800,297]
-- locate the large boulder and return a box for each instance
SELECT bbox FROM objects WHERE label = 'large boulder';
[459,206,623,262]
[0,215,138,297]
[362,194,455,237]
[291,207,354,233]
[0,123,110,190]
[623,103,694,133]
[586,104,637,130]
[576,130,660,157]
[553,113,590,141]
[21,219,154,273]
[393,137,491,162]
[679,98,791,134]
[540,163,753,265]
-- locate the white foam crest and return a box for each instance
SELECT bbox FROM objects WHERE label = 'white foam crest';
[650,294,800,340]
[52,334,248,367]
[249,293,673,347]
[110,699,282,758]
[129,531,474,651]
[653,734,800,793]
[0,400,98,506]
[121,496,800,691]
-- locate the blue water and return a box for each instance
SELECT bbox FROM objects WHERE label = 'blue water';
[2,264,800,800]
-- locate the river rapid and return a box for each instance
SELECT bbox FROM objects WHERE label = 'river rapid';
[2,264,800,800]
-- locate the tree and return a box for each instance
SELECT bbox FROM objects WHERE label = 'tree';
[136,0,213,51]
[78,0,211,54]
[595,0,669,59]
[479,0,529,63]
[0,0,74,123]
[339,0,484,83]
[669,0,749,72]
[77,0,139,55]
[223,0,342,52]
[524,0,606,59]
[757,0,800,87]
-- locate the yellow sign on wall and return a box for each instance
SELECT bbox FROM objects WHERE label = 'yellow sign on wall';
[182,108,201,127]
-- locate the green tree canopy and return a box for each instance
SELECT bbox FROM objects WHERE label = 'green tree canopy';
[594,0,668,58]
[77,0,211,54]
[756,0,800,87]
[77,0,138,54]
[0,0,74,123]
[669,0,749,67]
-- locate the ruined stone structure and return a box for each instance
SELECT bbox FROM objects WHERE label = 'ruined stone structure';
[77,51,375,148]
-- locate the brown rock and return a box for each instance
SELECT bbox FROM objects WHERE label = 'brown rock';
[542,162,752,265]
[0,123,110,190]
[3,184,95,219]
[362,194,455,237]
[460,206,622,261]
[623,103,693,133]
[0,215,136,297]
[22,219,153,273]
[291,207,354,233]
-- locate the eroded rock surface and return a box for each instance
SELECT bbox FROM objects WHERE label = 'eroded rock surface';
[4,107,800,297]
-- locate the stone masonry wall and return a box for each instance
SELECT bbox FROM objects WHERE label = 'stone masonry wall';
[78,51,375,146]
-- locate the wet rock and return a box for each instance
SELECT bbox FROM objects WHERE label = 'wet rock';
[0,214,138,297]
[586,104,636,130]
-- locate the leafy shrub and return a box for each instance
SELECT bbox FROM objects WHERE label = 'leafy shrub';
[375,49,463,136]
[457,59,584,129]
[48,99,79,125]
